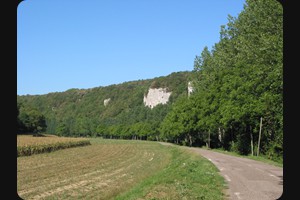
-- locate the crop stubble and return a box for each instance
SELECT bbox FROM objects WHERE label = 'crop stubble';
[17,139,172,199]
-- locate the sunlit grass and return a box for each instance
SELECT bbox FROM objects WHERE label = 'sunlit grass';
[17,138,226,199]
[115,144,226,200]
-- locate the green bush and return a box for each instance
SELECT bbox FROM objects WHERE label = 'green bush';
[266,143,283,163]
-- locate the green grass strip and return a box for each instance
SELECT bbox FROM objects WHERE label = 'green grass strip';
[115,145,226,200]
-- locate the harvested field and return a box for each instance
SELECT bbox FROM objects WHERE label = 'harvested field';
[17,138,225,200]
[17,139,172,199]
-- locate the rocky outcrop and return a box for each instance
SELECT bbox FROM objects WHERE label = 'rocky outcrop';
[188,81,194,97]
[104,98,111,106]
[143,88,171,109]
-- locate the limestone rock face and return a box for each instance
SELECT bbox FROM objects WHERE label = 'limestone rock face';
[143,88,171,109]
[188,81,194,97]
[104,98,111,106]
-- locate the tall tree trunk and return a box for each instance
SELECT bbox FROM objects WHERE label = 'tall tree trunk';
[189,134,192,147]
[257,117,263,156]
[208,129,211,148]
[250,125,253,156]
[222,129,225,149]
[218,127,222,142]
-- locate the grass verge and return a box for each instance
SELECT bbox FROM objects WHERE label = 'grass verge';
[115,145,226,200]
[209,148,283,168]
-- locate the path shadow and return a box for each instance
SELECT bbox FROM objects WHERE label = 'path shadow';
[278,175,283,185]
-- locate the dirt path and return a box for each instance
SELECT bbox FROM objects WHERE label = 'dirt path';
[159,143,283,200]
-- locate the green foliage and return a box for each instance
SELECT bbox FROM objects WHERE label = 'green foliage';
[16,0,282,162]
[17,71,191,139]
[265,141,283,163]
[235,132,251,155]
[159,0,282,161]
[17,102,22,133]
[18,104,47,134]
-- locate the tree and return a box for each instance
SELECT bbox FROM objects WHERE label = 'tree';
[187,0,282,157]
[55,122,69,136]
[17,103,22,134]
[18,105,47,134]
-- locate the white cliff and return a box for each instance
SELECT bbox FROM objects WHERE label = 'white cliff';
[188,81,194,97]
[143,88,172,109]
[104,98,111,106]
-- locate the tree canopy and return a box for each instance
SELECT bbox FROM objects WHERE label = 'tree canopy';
[160,0,282,161]
[17,0,283,162]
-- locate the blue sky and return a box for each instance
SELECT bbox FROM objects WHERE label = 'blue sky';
[17,0,245,95]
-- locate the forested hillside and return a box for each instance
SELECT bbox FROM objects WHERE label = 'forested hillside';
[17,0,282,162]
[17,71,192,140]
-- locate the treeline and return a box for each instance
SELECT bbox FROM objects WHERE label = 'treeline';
[17,0,282,162]
[17,103,47,134]
[17,71,192,139]
[160,0,283,161]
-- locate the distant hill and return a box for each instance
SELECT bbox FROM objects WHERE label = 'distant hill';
[17,71,193,138]
[17,0,283,163]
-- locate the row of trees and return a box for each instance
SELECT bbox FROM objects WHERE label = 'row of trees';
[17,0,282,162]
[46,103,169,139]
[159,0,283,161]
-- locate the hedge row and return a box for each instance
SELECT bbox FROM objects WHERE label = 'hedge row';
[17,140,91,157]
